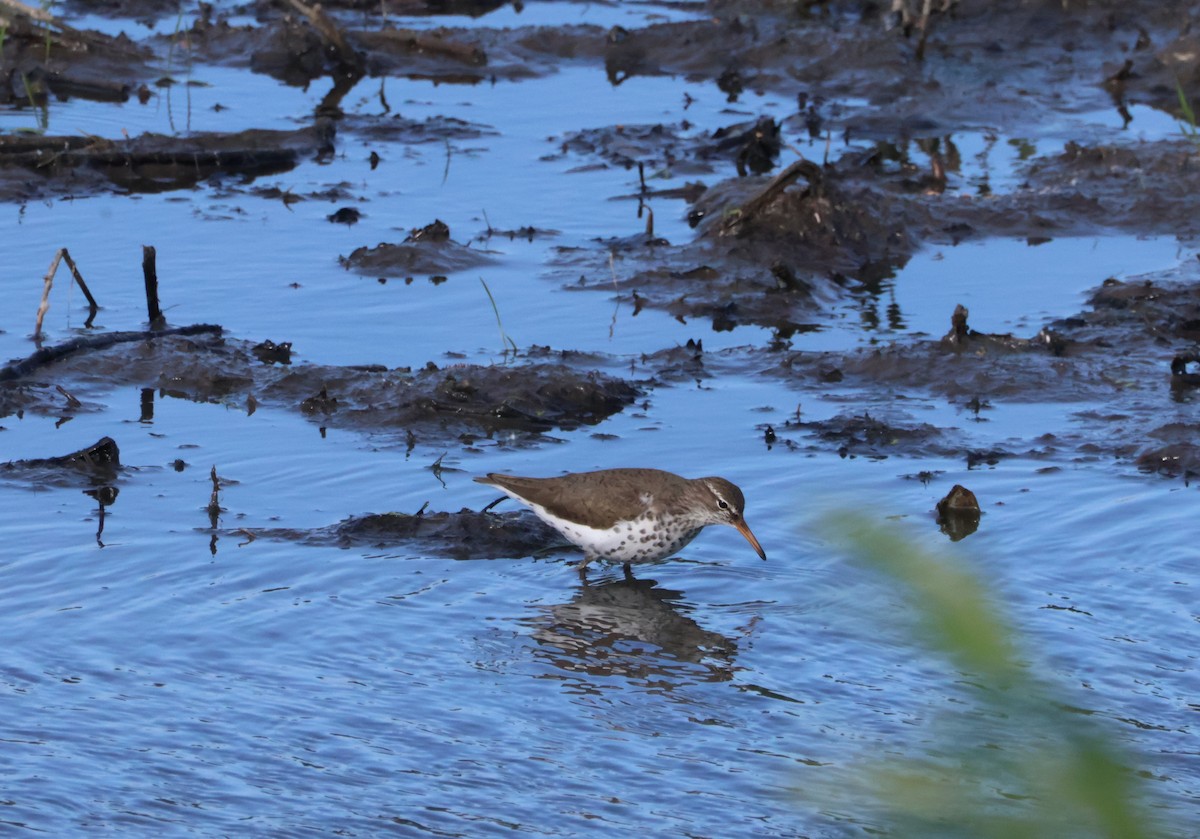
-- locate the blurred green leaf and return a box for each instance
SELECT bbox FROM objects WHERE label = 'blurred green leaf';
[820,515,1159,839]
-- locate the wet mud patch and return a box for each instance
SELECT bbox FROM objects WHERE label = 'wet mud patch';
[556,113,782,178]
[165,4,608,85]
[551,132,1200,335]
[0,122,335,200]
[6,1,1200,478]
[771,410,964,461]
[0,3,155,106]
[1,329,641,445]
[758,272,1200,475]
[246,507,564,560]
[342,111,496,147]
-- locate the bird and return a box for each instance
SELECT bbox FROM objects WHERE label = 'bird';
[475,467,766,574]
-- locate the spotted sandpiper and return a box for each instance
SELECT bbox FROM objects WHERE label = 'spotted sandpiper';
[475,468,766,573]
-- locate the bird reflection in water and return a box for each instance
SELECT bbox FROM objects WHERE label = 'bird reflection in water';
[523,570,739,684]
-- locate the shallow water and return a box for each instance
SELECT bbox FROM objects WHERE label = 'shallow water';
[2,2,1199,836]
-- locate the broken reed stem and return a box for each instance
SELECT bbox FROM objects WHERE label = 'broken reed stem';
[62,250,98,328]
[142,244,164,325]
[34,248,64,339]
[59,250,98,312]
[33,247,98,339]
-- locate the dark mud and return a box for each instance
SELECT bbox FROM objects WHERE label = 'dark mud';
[1,329,641,443]
[555,137,1200,331]
[247,507,564,559]
[761,277,1200,475]
[341,220,499,279]
[0,122,336,198]
[1,435,121,487]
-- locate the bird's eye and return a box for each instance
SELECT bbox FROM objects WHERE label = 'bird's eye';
[717,500,729,510]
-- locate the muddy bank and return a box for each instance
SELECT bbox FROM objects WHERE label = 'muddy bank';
[0,1,155,105]
[162,0,1200,128]
[1,329,641,444]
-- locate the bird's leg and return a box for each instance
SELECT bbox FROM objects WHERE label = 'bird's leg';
[575,554,593,578]
[622,562,634,581]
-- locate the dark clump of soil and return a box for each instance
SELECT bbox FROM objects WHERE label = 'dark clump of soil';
[341,220,498,279]
[552,130,1200,333]
[1,435,121,487]
[558,114,782,177]
[0,7,154,108]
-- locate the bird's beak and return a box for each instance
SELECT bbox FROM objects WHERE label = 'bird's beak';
[734,519,767,561]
